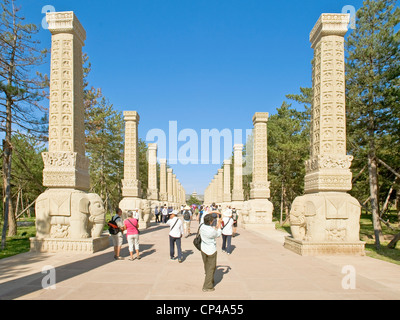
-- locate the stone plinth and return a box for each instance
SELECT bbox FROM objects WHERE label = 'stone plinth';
[283,237,365,256]
[284,13,364,256]
[30,236,110,253]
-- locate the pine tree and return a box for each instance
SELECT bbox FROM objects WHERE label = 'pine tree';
[346,0,400,249]
[0,0,47,247]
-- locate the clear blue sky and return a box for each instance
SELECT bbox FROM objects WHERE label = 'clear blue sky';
[21,0,364,194]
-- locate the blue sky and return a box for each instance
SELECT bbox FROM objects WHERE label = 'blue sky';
[21,0,364,194]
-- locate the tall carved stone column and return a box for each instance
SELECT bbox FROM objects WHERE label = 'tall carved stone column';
[43,12,89,191]
[31,12,108,253]
[159,159,168,203]
[147,143,158,201]
[217,169,224,205]
[119,111,151,228]
[172,173,177,208]
[284,14,364,256]
[223,160,232,204]
[121,111,141,199]
[244,113,274,230]
[232,144,244,203]
[167,168,174,204]
[250,113,271,199]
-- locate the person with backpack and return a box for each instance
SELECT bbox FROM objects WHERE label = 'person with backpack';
[124,210,140,261]
[110,208,124,260]
[166,210,184,263]
[183,205,192,238]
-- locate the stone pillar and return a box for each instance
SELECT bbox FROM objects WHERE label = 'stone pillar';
[172,174,177,208]
[250,113,271,199]
[232,144,244,202]
[167,168,174,204]
[43,12,89,191]
[31,12,109,253]
[121,111,141,199]
[159,159,168,202]
[147,143,158,201]
[223,160,232,204]
[217,169,224,205]
[245,113,274,230]
[284,13,364,256]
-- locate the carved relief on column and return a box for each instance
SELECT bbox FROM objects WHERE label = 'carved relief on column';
[232,144,244,201]
[122,111,142,198]
[159,159,168,201]
[147,143,158,200]
[43,11,89,191]
[223,160,232,203]
[250,113,271,199]
[305,14,353,193]
[167,168,173,203]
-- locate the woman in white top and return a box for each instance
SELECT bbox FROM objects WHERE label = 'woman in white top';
[221,209,234,254]
[166,210,184,262]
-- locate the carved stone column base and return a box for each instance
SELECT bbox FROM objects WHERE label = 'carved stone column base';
[30,235,109,253]
[285,192,365,256]
[242,199,274,229]
[284,237,365,256]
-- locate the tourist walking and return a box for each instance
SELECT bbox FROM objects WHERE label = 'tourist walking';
[183,205,192,238]
[167,210,184,262]
[111,208,124,260]
[200,213,222,292]
[124,210,140,261]
[162,205,169,223]
[221,209,234,254]
[155,206,161,223]
[232,207,239,237]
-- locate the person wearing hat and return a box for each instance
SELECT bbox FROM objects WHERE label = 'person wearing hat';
[182,205,192,238]
[221,209,234,255]
[166,210,184,262]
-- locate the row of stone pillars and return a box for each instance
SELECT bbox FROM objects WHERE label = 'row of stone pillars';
[31,10,364,256]
[119,111,186,229]
[204,113,274,230]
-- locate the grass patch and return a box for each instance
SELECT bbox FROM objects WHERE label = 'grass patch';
[0,218,36,260]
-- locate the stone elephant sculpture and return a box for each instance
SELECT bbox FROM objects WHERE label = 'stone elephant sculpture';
[35,189,106,240]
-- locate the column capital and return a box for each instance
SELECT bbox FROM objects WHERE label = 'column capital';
[47,11,86,44]
[310,13,350,48]
[123,111,140,123]
[252,112,269,125]
[233,144,243,151]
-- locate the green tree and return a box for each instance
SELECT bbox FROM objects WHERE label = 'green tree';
[346,0,400,249]
[268,101,309,223]
[0,0,47,247]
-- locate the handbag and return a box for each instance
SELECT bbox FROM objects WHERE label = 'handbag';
[193,224,203,251]
[127,218,140,234]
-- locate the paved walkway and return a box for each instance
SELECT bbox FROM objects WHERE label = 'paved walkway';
[0,221,399,300]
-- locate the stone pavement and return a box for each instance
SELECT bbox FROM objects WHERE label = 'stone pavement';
[0,220,399,300]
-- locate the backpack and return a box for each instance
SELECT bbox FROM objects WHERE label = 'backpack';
[193,224,203,251]
[183,210,191,221]
[107,216,120,235]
